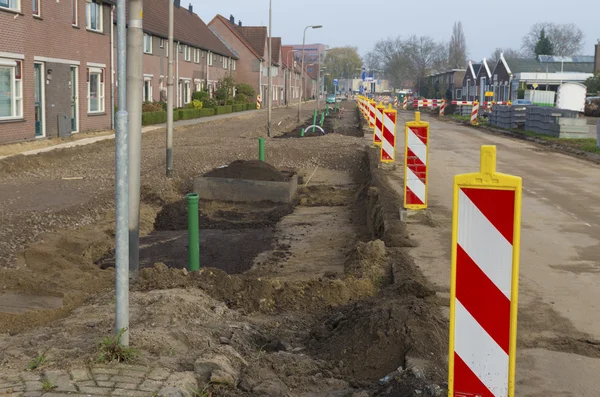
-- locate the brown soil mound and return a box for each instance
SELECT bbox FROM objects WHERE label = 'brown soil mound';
[204,160,288,182]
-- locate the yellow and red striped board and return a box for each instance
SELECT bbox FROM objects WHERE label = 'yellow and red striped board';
[368,100,376,128]
[374,102,384,146]
[381,105,397,162]
[403,112,429,209]
[448,145,522,397]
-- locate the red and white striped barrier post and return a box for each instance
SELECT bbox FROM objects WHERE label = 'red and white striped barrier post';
[368,99,376,129]
[374,102,385,146]
[440,99,447,116]
[448,145,522,397]
[256,94,262,109]
[381,104,397,162]
[471,101,479,125]
[403,112,429,209]
[403,97,408,110]
[394,97,399,108]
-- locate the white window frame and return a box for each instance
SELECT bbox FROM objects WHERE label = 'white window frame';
[143,76,153,102]
[232,59,236,71]
[193,49,200,63]
[0,0,20,12]
[143,34,152,54]
[184,45,190,62]
[72,0,78,25]
[87,67,105,114]
[0,59,23,120]
[223,57,228,69]
[159,38,164,48]
[32,0,40,16]
[208,52,213,66]
[86,0,103,33]
[182,79,191,105]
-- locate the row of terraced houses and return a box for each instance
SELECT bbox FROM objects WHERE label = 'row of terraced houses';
[0,0,321,144]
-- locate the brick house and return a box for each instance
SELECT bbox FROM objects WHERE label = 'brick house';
[127,0,237,108]
[1,0,114,144]
[208,15,263,100]
[281,45,302,105]
[461,61,482,101]
[474,58,492,103]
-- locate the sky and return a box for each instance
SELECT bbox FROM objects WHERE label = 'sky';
[195,0,599,61]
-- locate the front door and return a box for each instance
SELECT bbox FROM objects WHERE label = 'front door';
[70,66,78,132]
[34,63,43,137]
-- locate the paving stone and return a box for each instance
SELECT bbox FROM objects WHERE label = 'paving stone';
[117,370,146,379]
[44,394,104,397]
[0,386,24,394]
[21,373,41,381]
[22,392,42,397]
[70,369,92,381]
[76,379,97,386]
[53,381,77,393]
[147,368,170,381]
[117,365,148,373]
[96,381,116,388]
[91,368,120,376]
[138,379,162,392]
[93,374,111,381]
[109,375,142,384]
[114,382,139,390]
[24,381,43,391]
[110,389,154,397]
[78,386,114,395]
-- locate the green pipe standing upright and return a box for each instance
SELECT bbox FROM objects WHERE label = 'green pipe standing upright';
[186,193,200,271]
[312,109,317,132]
[320,111,325,127]
[300,128,305,137]
[258,137,265,161]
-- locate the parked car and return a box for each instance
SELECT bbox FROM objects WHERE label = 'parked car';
[326,94,336,104]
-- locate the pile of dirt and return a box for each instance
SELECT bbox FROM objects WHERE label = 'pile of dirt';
[344,239,391,284]
[297,185,355,207]
[204,160,288,182]
[276,115,336,138]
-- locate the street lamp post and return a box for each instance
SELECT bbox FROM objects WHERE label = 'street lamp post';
[267,0,272,137]
[298,25,322,122]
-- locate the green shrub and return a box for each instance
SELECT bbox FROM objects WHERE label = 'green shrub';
[215,105,233,115]
[192,91,209,101]
[203,98,218,109]
[235,83,255,98]
[246,103,257,110]
[178,108,203,120]
[233,104,245,112]
[199,108,215,117]
[215,87,228,101]
[190,100,203,109]
[142,111,167,126]
[235,93,248,104]
[142,102,163,113]
[225,97,235,105]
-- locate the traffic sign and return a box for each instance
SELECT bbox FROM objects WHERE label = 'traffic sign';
[362,71,366,81]
[334,79,338,86]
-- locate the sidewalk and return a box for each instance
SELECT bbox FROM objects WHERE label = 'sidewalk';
[0,363,197,397]
[0,102,313,162]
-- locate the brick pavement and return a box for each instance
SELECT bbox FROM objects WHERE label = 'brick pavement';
[0,364,197,397]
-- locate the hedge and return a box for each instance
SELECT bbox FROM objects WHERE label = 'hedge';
[141,104,254,126]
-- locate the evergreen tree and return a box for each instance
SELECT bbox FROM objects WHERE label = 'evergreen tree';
[534,29,554,56]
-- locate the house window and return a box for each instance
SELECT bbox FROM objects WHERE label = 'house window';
[86,0,103,32]
[159,38,164,48]
[208,52,213,66]
[144,34,152,54]
[232,60,236,71]
[184,45,190,62]
[455,89,462,99]
[72,0,77,25]
[193,49,200,63]
[223,57,228,69]
[182,80,191,104]
[143,77,152,102]
[32,0,40,16]
[0,0,20,11]
[0,60,23,119]
[87,67,104,113]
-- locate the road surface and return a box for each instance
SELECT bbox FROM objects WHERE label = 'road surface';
[390,112,600,396]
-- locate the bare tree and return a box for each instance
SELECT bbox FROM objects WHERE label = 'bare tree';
[448,21,468,68]
[522,22,584,57]
[488,48,523,64]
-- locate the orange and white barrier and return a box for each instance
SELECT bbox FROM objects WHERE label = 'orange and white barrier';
[403,97,407,110]
[440,100,447,116]
[448,145,522,397]
[471,101,480,125]
[381,104,397,162]
[394,97,399,108]
[452,101,473,106]
[368,100,376,129]
[403,112,429,209]
[256,94,262,109]
[414,99,443,108]
[374,102,384,146]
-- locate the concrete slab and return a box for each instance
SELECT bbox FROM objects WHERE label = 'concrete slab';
[193,175,298,204]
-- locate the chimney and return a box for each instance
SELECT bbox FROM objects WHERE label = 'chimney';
[188,3,192,13]
[595,41,600,75]
[238,20,242,27]
[229,14,234,24]
[174,0,180,8]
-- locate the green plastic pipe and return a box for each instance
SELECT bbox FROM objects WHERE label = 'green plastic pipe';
[320,111,325,127]
[300,128,305,137]
[258,137,265,161]
[312,109,317,132]
[186,193,200,271]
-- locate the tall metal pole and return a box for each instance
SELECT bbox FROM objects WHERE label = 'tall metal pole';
[316,50,321,110]
[166,0,174,177]
[127,0,143,280]
[298,27,308,122]
[267,0,272,137]
[115,0,129,346]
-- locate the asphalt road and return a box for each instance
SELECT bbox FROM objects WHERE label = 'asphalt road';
[390,112,600,396]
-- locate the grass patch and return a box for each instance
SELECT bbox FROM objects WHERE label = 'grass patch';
[96,328,139,363]
[42,377,56,392]
[506,129,600,154]
[27,353,48,370]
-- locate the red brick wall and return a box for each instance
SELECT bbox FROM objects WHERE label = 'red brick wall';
[0,1,112,144]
